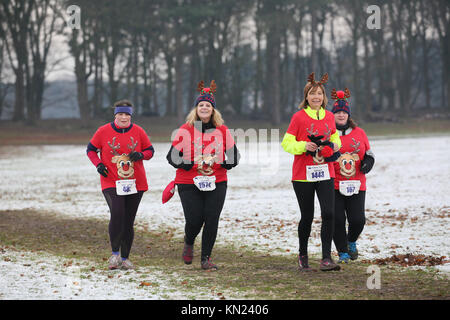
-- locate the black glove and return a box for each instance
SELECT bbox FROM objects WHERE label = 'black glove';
[180,163,194,171]
[221,162,234,170]
[221,145,240,170]
[96,163,108,177]
[306,135,324,156]
[325,151,341,162]
[360,152,375,174]
[128,151,144,162]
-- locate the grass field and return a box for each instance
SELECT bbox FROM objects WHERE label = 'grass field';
[1,117,449,300]
[1,209,448,300]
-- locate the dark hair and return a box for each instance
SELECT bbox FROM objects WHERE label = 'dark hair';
[112,99,133,109]
[348,117,357,128]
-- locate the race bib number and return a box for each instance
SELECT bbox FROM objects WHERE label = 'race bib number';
[193,175,216,191]
[339,180,361,196]
[306,164,330,182]
[116,179,137,196]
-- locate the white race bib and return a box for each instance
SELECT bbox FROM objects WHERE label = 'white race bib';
[306,164,330,182]
[116,179,137,196]
[339,180,361,196]
[193,175,216,191]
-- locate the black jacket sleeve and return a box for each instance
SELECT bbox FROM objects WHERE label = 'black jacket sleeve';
[166,145,194,171]
[221,144,241,170]
[360,149,375,174]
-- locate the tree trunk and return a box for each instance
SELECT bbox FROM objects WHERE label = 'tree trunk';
[175,34,184,124]
[77,74,90,121]
[310,9,317,72]
[265,26,281,125]
[13,68,26,121]
[362,32,371,120]
[165,54,174,116]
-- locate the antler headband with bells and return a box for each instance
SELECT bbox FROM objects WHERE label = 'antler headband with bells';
[331,88,351,100]
[197,80,217,95]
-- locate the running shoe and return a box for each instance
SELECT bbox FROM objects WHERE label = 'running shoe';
[298,255,313,272]
[121,259,135,270]
[338,252,351,264]
[108,254,122,270]
[182,242,194,265]
[319,258,341,271]
[201,256,218,270]
[348,241,358,260]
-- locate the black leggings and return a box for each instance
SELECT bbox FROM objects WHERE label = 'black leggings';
[333,190,366,253]
[292,179,335,260]
[102,188,144,259]
[177,181,227,259]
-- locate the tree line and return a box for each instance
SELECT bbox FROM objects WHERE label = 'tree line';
[1,0,449,125]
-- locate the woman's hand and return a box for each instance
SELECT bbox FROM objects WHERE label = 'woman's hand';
[333,143,340,152]
[305,142,318,152]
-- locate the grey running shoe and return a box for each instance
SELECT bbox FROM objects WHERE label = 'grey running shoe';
[201,256,218,270]
[108,254,122,270]
[182,242,194,265]
[121,259,135,270]
[320,258,341,271]
[298,255,313,272]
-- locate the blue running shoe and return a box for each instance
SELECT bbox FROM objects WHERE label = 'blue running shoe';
[338,252,351,264]
[348,242,358,260]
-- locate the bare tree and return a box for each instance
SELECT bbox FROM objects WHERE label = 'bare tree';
[1,0,34,121]
[64,0,94,121]
[26,0,60,124]
[430,0,450,109]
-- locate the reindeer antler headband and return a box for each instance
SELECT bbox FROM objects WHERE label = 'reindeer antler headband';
[307,72,329,86]
[331,87,352,116]
[197,80,217,96]
[331,88,351,100]
[195,80,217,108]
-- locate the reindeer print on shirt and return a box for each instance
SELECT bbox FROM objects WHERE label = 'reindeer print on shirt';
[108,136,138,179]
[338,138,360,178]
[192,136,222,176]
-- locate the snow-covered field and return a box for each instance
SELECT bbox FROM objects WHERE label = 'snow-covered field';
[0,135,449,299]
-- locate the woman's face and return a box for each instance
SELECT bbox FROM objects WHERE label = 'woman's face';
[196,101,213,123]
[307,86,324,108]
[334,111,349,126]
[115,112,131,128]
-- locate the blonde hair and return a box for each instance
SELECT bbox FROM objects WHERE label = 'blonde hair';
[298,83,328,109]
[185,106,224,127]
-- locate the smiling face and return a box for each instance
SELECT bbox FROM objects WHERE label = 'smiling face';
[334,110,349,126]
[115,112,131,128]
[196,101,213,123]
[307,86,324,109]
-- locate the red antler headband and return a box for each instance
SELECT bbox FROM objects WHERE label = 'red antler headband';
[195,80,217,108]
[331,88,351,100]
[197,80,216,96]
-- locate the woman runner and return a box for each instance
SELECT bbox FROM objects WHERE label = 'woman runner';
[87,100,154,270]
[282,72,342,272]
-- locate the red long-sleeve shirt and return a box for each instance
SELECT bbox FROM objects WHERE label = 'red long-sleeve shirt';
[87,122,153,191]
